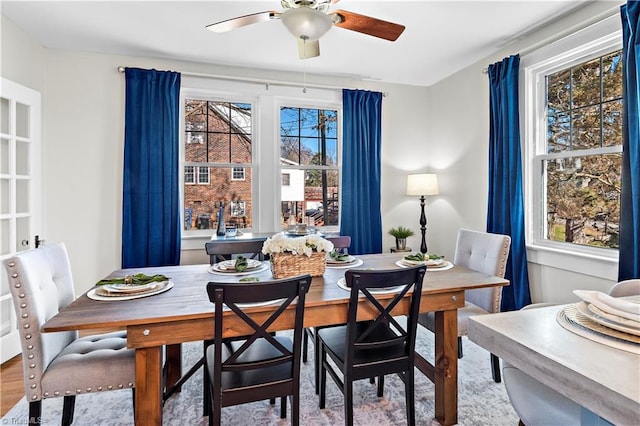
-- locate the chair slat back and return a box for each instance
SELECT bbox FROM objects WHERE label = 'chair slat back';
[325,236,352,254]
[344,266,426,362]
[206,240,266,265]
[206,275,310,372]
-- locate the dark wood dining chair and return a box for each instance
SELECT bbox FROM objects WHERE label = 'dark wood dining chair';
[205,239,267,265]
[302,235,353,395]
[203,275,310,426]
[303,235,352,364]
[317,265,426,426]
[164,238,270,403]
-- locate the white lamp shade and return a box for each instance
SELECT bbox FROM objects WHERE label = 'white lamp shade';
[280,8,333,41]
[406,173,439,196]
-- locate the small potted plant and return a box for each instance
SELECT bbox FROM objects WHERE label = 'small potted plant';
[388,226,414,250]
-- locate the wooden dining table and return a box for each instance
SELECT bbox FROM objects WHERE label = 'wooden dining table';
[42,253,508,426]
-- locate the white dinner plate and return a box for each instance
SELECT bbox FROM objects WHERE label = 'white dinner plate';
[336,278,404,294]
[326,254,356,264]
[101,282,161,294]
[88,281,174,301]
[325,258,364,269]
[209,261,269,276]
[395,260,454,271]
[573,290,640,322]
[576,301,640,337]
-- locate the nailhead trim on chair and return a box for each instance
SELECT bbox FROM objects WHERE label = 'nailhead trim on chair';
[6,262,135,403]
[492,239,511,312]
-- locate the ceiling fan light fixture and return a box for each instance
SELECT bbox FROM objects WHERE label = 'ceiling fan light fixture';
[280,7,332,41]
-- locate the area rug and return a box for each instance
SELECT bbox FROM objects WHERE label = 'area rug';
[2,326,518,425]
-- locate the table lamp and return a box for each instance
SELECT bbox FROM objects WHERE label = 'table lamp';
[406,173,439,254]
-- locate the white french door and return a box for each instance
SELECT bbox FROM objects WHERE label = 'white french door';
[0,78,42,363]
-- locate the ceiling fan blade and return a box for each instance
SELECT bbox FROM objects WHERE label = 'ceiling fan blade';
[297,39,320,59]
[206,11,279,33]
[330,9,405,41]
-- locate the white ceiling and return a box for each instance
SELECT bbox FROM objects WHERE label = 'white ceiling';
[1,0,590,87]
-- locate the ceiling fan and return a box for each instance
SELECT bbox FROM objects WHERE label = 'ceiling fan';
[206,0,405,59]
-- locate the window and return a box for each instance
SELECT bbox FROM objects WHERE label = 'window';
[524,22,622,257]
[185,166,195,184]
[230,200,246,217]
[181,80,341,238]
[183,99,253,230]
[280,107,339,228]
[231,167,245,181]
[184,165,209,185]
[198,166,210,184]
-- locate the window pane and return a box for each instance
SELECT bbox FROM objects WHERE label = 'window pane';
[547,69,571,112]
[184,166,252,230]
[280,106,339,230]
[547,111,571,153]
[185,99,252,165]
[602,99,623,147]
[209,133,229,163]
[280,169,339,228]
[0,98,8,134]
[602,51,623,101]
[545,153,621,248]
[572,57,600,109]
[572,105,601,150]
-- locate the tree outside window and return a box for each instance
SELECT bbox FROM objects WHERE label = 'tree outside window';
[543,49,622,249]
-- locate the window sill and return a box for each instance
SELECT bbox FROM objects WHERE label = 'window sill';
[526,244,618,281]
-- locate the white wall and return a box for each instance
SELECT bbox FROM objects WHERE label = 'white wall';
[1,1,623,301]
[424,0,624,303]
[1,17,431,293]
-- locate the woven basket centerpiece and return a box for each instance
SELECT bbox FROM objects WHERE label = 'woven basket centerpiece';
[270,251,326,279]
[262,232,334,279]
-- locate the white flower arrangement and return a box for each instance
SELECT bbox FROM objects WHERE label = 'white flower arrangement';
[262,232,334,257]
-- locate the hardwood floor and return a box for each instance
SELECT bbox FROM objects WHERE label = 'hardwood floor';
[1,354,24,416]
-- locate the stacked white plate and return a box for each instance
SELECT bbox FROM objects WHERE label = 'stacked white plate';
[573,290,640,338]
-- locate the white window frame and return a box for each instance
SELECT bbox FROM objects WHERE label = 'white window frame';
[276,99,342,232]
[521,14,622,279]
[184,165,195,184]
[231,167,245,181]
[179,79,341,248]
[197,166,210,184]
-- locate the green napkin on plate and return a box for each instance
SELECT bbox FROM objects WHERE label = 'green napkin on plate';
[97,273,170,286]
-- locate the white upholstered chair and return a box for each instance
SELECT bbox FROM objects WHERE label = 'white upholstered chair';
[417,228,511,382]
[3,243,135,426]
[503,280,640,426]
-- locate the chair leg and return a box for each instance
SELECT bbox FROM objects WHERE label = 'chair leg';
[61,395,76,426]
[344,379,354,426]
[491,353,501,383]
[280,396,287,419]
[292,390,300,426]
[28,401,41,426]
[377,375,384,397]
[302,329,309,363]
[319,347,327,409]
[405,368,415,426]
[314,329,321,395]
[203,344,211,417]
[458,336,463,359]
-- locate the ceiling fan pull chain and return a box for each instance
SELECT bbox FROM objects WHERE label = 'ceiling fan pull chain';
[302,37,308,94]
